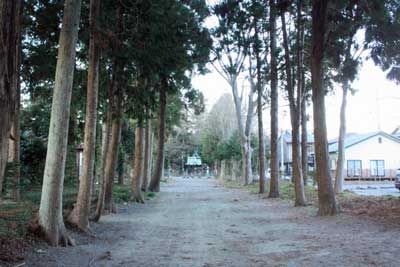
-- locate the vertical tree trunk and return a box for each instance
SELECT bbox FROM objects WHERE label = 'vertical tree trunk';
[67,0,100,231]
[268,0,280,198]
[297,0,308,186]
[92,118,111,222]
[142,119,152,192]
[281,6,307,206]
[131,126,145,203]
[148,79,167,192]
[38,0,82,246]
[301,95,308,186]
[335,85,348,194]
[0,0,20,195]
[253,20,265,194]
[8,0,22,201]
[311,0,339,215]
[103,115,121,213]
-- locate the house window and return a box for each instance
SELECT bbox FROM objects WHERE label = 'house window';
[347,160,362,177]
[330,159,336,170]
[370,160,385,177]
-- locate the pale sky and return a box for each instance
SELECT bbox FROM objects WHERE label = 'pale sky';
[192,58,400,140]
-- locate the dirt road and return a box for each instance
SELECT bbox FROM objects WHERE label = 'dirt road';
[27,178,400,267]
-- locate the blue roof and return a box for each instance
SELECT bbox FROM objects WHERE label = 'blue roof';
[329,131,400,153]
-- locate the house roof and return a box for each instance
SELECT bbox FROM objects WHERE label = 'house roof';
[281,130,314,143]
[329,131,400,153]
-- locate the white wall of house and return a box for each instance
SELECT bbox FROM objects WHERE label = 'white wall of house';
[332,134,400,178]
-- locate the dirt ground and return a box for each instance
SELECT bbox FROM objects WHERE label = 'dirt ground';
[22,178,400,267]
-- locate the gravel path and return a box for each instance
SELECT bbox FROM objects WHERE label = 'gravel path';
[27,177,400,267]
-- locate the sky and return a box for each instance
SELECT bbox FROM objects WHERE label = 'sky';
[192,59,400,140]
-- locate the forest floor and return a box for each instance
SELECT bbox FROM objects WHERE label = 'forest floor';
[4,177,400,267]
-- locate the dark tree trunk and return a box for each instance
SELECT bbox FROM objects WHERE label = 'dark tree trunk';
[8,0,22,201]
[142,119,152,192]
[281,6,306,205]
[0,0,21,195]
[311,0,339,215]
[253,20,265,194]
[68,0,101,231]
[268,0,280,198]
[148,79,167,192]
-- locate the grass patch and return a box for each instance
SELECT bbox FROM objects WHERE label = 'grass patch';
[219,177,318,202]
[113,184,131,203]
[0,200,34,238]
[160,178,169,184]
[147,192,156,198]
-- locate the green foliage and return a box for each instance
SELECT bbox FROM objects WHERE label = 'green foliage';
[113,185,131,203]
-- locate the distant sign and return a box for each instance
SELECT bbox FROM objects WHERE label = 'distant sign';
[186,153,202,166]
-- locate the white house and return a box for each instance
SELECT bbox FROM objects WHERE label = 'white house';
[329,131,400,180]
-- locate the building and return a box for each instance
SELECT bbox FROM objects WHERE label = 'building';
[329,131,400,180]
[278,130,315,176]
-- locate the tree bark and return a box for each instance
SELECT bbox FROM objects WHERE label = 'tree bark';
[301,95,308,186]
[0,0,20,195]
[131,126,145,203]
[148,79,167,192]
[334,85,348,194]
[67,0,100,231]
[252,20,265,194]
[142,119,152,192]
[8,0,22,201]
[311,0,339,215]
[281,3,306,206]
[92,118,111,222]
[103,113,121,213]
[38,0,82,246]
[268,0,280,198]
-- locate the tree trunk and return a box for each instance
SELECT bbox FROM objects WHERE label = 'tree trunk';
[142,119,152,192]
[67,0,100,231]
[131,126,145,203]
[296,0,308,187]
[92,118,111,222]
[280,5,306,206]
[38,0,82,246]
[103,115,121,213]
[301,95,308,186]
[335,85,348,194]
[311,0,339,215]
[148,79,167,192]
[8,0,22,201]
[268,0,280,198]
[0,0,21,195]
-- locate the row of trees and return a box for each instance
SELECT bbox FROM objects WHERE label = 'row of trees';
[0,0,211,246]
[209,0,400,215]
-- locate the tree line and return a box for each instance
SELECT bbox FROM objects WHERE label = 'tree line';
[0,0,399,246]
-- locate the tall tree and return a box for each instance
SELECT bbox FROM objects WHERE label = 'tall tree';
[131,126,145,202]
[38,0,82,245]
[212,0,255,185]
[0,0,21,195]
[310,0,338,215]
[149,80,167,192]
[279,1,306,206]
[8,0,23,201]
[142,119,152,192]
[268,0,280,198]
[68,0,101,231]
